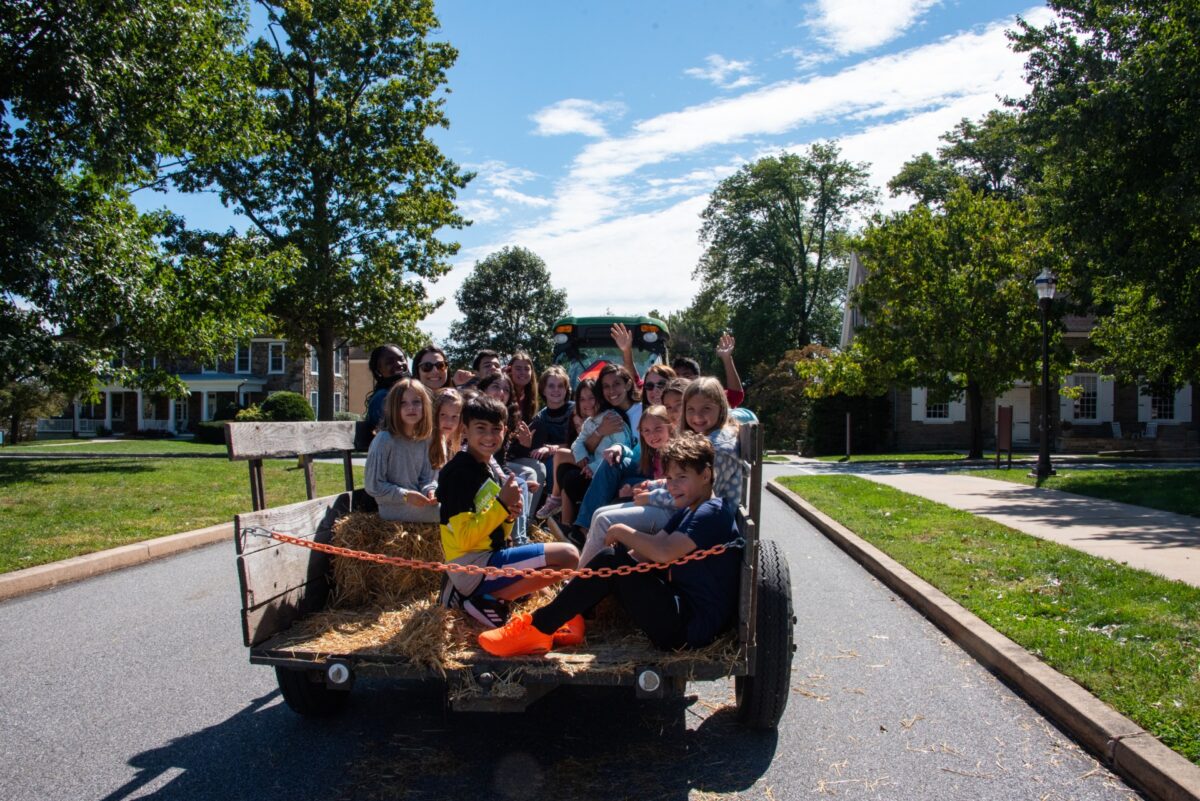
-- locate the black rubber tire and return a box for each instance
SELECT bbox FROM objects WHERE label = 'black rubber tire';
[735,539,794,730]
[275,666,350,717]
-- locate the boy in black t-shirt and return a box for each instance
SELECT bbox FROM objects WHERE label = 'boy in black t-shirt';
[437,395,580,628]
[479,432,742,657]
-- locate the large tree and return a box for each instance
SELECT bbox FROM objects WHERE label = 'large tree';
[447,247,569,368]
[801,184,1062,459]
[889,109,1028,206]
[183,0,471,419]
[0,0,285,416]
[1010,1,1200,385]
[697,144,877,370]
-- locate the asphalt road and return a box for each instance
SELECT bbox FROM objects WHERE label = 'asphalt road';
[0,470,1142,801]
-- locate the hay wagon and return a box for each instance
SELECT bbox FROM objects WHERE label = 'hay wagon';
[225,419,794,729]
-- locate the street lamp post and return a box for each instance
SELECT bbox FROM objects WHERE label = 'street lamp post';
[1032,268,1057,482]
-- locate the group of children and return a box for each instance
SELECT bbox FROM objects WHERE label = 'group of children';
[362,328,748,658]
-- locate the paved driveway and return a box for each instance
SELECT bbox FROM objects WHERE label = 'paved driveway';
[0,475,1140,800]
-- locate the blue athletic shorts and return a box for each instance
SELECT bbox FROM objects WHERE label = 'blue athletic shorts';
[477,543,547,595]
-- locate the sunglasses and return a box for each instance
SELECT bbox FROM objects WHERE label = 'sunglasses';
[419,361,447,373]
[644,380,667,390]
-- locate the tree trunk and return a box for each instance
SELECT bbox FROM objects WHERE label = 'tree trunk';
[317,326,336,422]
[9,415,19,445]
[966,379,984,460]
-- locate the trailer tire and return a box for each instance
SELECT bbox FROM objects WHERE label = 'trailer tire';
[735,539,794,730]
[275,667,350,717]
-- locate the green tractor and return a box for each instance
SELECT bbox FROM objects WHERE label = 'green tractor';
[550,315,669,385]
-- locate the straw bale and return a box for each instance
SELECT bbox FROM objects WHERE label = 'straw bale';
[330,514,443,607]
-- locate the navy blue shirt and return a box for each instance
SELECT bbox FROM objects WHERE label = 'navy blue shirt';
[664,497,742,647]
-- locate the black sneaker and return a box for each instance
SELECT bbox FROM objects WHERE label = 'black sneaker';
[462,594,511,628]
[440,579,466,610]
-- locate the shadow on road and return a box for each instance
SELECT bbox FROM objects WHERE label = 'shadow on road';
[101,679,776,801]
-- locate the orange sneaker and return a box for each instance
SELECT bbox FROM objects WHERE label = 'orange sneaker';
[477,612,553,657]
[552,615,586,647]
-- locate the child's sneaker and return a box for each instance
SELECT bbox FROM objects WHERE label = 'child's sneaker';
[478,612,553,657]
[462,594,510,628]
[552,615,586,647]
[536,495,562,519]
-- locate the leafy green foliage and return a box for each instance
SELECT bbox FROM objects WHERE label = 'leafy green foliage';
[652,287,730,376]
[889,110,1028,206]
[1011,1,1200,385]
[260,391,316,422]
[447,246,569,367]
[804,185,1061,458]
[696,144,877,368]
[0,378,66,444]
[0,0,287,403]
[185,0,471,419]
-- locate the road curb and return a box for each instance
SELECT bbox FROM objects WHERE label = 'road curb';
[767,479,1200,801]
[0,523,232,603]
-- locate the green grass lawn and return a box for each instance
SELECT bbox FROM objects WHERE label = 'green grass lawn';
[4,438,228,455]
[778,474,1200,764]
[815,451,1006,462]
[0,457,364,573]
[967,468,1200,518]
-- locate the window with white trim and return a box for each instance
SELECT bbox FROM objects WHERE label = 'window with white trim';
[269,342,285,374]
[925,401,949,419]
[334,348,343,376]
[206,394,219,420]
[310,347,319,375]
[309,391,318,411]
[1072,374,1098,421]
[236,344,252,374]
[334,392,342,413]
[1150,389,1175,420]
[111,394,124,420]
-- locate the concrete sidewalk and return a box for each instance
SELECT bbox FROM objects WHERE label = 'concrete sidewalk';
[859,473,1200,588]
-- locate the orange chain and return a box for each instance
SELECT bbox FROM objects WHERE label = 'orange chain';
[245,526,744,581]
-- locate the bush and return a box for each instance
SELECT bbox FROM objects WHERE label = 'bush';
[194,420,228,445]
[745,349,817,451]
[334,410,361,422]
[259,391,315,422]
[96,425,111,437]
[212,400,242,421]
[235,404,266,422]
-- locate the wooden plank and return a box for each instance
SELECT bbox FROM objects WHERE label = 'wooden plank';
[342,452,355,492]
[225,421,356,460]
[242,582,329,648]
[234,492,352,646]
[248,459,265,511]
[301,454,316,500]
[234,492,352,556]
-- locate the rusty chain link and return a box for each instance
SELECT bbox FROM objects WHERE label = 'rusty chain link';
[244,526,744,581]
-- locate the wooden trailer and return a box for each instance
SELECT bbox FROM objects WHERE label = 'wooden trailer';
[225,419,794,728]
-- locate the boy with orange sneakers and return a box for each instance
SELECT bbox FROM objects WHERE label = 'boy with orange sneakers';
[436,394,579,628]
[478,432,742,657]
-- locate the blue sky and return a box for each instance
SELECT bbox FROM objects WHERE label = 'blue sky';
[143,0,1048,343]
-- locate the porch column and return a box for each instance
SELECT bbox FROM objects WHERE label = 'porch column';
[72,399,80,435]
[167,396,176,433]
[136,390,144,431]
[201,390,210,421]
[104,391,113,430]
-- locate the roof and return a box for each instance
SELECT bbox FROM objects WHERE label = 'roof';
[552,315,670,333]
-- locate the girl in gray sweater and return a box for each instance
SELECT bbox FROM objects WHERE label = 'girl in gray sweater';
[365,379,439,523]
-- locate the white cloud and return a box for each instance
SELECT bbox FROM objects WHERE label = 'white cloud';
[525,11,1047,241]
[684,55,760,90]
[806,0,943,55]
[493,187,552,207]
[530,98,626,138]
[471,160,539,189]
[428,7,1056,344]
